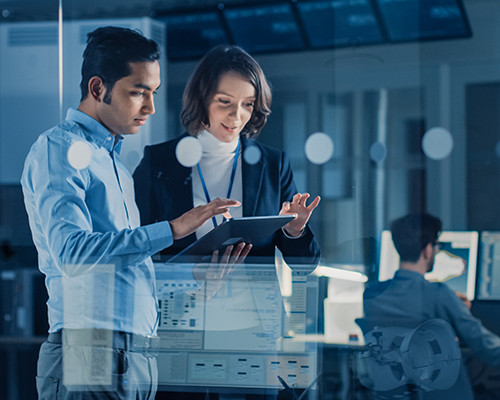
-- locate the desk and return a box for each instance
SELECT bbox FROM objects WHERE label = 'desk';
[286,334,367,400]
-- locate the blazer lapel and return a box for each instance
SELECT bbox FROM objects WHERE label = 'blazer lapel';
[242,137,265,217]
[162,136,194,217]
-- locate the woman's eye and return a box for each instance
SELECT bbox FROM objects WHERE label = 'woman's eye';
[218,99,229,104]
[245,102,255,107]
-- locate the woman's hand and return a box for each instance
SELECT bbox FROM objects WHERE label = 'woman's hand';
[280,193,321,237]
[193,242,253,300]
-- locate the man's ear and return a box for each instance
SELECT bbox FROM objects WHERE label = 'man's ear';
[88,76,105,102]
[422,242,433,261]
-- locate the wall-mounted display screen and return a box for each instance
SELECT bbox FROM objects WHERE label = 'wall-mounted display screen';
[157,0,472,60]
[223,4,305,53]
[374,0,472,42]
[160,12,229,61]
[296,0,384,48]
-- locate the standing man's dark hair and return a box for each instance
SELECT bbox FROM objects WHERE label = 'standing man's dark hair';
[390,212,442,263]
[181,44,272,137]
[80,26,160,102]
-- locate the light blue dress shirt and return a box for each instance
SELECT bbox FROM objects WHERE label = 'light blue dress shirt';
[21,108,173,336]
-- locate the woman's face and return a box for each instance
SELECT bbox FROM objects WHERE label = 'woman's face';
[206,71,256,142]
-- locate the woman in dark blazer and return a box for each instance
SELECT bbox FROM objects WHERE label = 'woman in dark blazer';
[133,45,321,267]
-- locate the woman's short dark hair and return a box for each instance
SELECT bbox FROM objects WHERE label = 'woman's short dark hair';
[181,44,272,137]
[390,213,442,263]
[80,26,160,102]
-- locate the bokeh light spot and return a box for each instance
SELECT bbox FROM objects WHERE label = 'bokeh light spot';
[67,141,92,170]
[370,141,387,163]
[305,132,334,165]
[422,127,454,160]
[243,145,261,165]
[175,136,202,167]
[494,141,500,158]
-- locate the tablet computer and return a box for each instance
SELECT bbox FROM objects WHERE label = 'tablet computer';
[167,215,295,263]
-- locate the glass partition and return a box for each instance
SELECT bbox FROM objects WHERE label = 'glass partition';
[2,0,500,398]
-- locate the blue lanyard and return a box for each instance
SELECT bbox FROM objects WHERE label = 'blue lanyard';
[197,139,240,229]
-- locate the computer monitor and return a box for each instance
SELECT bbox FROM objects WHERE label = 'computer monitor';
[476,231,500,300]
[378,230,479,300]
[154,262,319,397]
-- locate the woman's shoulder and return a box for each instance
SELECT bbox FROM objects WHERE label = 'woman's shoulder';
[243,137,285,159]
[144,133,189,155]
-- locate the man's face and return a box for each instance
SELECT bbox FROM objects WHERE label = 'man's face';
[96,61,161,136]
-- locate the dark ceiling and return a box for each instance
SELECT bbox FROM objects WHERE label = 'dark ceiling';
[0,0,263,22]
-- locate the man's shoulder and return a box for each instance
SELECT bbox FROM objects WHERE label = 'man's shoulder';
[27,122,77,154]
[40,119,85,144]
[363,279,391,299]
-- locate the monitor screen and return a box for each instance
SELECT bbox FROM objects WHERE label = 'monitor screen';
[159,11,229,61]
[296,0,384,48]
[223,4,305,53]
[378,230,479,300]
[374,0,472,42]
[154,263,319,394]
[476,231,500,300]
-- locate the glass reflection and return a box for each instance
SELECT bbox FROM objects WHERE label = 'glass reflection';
[2,0,500,399]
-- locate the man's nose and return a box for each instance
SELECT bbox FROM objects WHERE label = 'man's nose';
[143,94,155,115]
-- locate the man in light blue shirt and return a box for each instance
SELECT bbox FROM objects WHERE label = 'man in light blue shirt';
[361,213,500,399]
[21,26,242,400]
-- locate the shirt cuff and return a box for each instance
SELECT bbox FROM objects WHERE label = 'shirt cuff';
[143,221,174,254]
[281,227,306,239]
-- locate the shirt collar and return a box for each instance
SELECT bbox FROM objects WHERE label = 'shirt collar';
[66,108,123,154]
[395,269,426,280]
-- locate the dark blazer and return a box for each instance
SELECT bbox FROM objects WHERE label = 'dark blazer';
[133,134,320,266]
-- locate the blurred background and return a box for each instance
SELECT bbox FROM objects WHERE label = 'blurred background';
[2,0,500,398]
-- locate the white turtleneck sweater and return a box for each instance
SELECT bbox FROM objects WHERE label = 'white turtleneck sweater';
[192,130,243,239]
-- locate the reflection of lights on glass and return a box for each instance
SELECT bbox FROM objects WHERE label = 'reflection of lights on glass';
[369,141,387,163]
[67,141,92,170]
[422,127,454,160]
[243,145,261,165]
[175,136,202,167]
[305,132,334,165]
[313,265,368,282]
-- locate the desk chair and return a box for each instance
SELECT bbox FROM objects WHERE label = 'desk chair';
[354,318,461,398]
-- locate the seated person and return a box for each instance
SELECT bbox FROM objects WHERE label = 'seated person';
[361,213,500,399]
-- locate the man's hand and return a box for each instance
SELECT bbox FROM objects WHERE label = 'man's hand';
[455,291,472,310]
[169,198,240,240]
[280,193,321,237]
